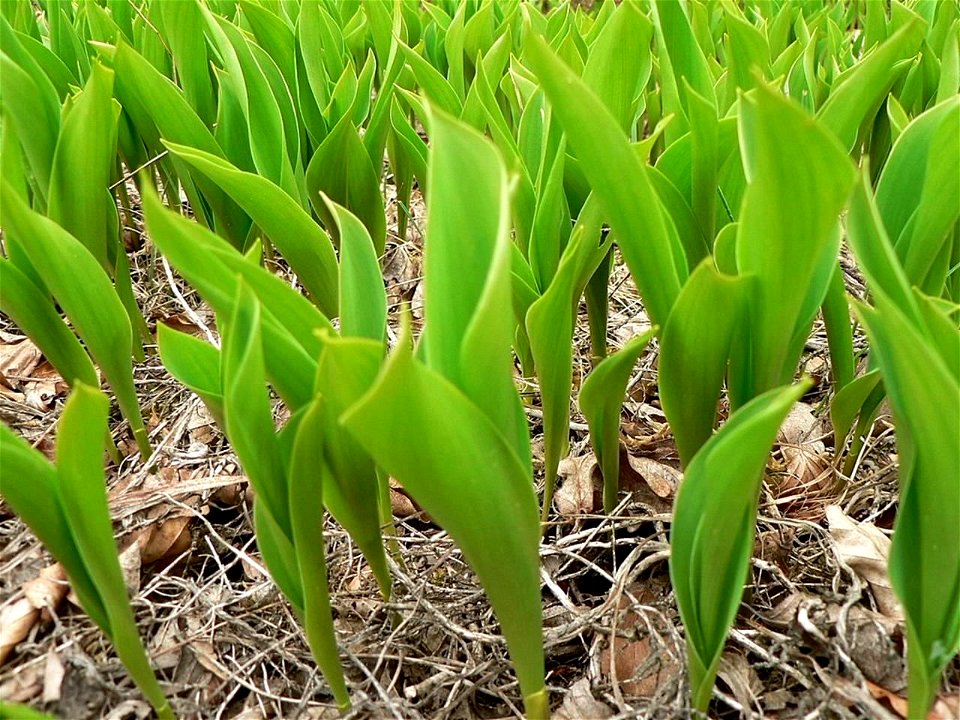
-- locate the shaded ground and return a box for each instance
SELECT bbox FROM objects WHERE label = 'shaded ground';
[1,185,958,719]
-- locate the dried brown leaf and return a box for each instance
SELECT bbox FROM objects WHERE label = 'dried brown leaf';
[118,539,142,595]
[826,505,903,622]
[624,454,681,499]
[42,648,65,704]
[778,402,821,446]
[0,339,43,390]
[138,517,192,565]
[554,677,613,719]
[599,635,679,698]
[0,564,68,664]
[716,652,762,713]
[555,454,600,515]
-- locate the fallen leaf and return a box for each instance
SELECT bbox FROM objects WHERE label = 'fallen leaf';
[826,505,903,622]
[624,454,681,499]
[0,661,43,704]
[42,648,65,704]
[137,517,192,565]
[0,564,69,665]
[0,339,43,390]
[599,635,680,698]
[844,611,904,690]
[390,487,419,518]
[778,402,821,445]
[23,379,58,411]
[553,677,613,719]
[716,652,761,713]
[612,316,652,347]
[555,454,601,515]
[118,539,142,594]
[774,404,834,519]
[866,681,959,719]
[803,355,828,383]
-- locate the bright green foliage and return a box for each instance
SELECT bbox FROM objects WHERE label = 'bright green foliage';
[142,182,329,410]
[421,108,530,469]
[165,141,341,316]
[0,702,58,720]
[341,109,546,719]
[659,260,748,469]
[846,167,960,718]
[157,323,225,428]
[729,85,856,409]
[47,60,118,267]
[323,195,388,342]
[0,386,171,719]
[875,97,959,296]
[856,295,959,719]
[219,283,351,709]
[527,198,611,520]
[306,113,387,254]
[2,2,957,717]
[524,33,684,330]
[0,184,151,457]
[341,322,546,720]
[578,328,657,512]
[670,381,811,713]
[0,258,99,392]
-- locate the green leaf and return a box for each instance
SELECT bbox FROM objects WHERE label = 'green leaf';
[154,0,216,125]
[314,336,392,599]
[221,282,290,537]
[288,398,351,711]
[855,295,959,719]
[650,0,716,143]
[0,702,58,720]
[106,38,250,247]
[877,97,957,251]
[203,11,300,199]
[820,263,855,390]
[340,328,546,720]
[165,141,340,317]
[321,195,386,342]
[524,33,683,328]
[55,385,172,719]
[527,200,609,518]
[0,421,108,633]
[878,98,960,294]
[142,183,327,410]
[0,184,150,457]
[252,494,305,613]
[0,259,98,391]
[48,60,118,270]
[579,328,657,513]
[660,260,749,469]
[671,381,810,713]
[0,21,60,202]
[422,107,529,469]
[830,370,883,453]
[580,0,652,134]
[730,85,855,408]
[400,41,463,116]
[306,113,386,255]
[817,17,924,152]
[157,324,224,427]
[846,168,917,317]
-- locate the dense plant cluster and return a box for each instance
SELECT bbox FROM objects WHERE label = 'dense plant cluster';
[0,1,957,718]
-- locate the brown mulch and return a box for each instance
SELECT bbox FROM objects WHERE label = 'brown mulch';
[1,181,958,720]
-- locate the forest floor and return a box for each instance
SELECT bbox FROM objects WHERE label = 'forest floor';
[1,184,958,720]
